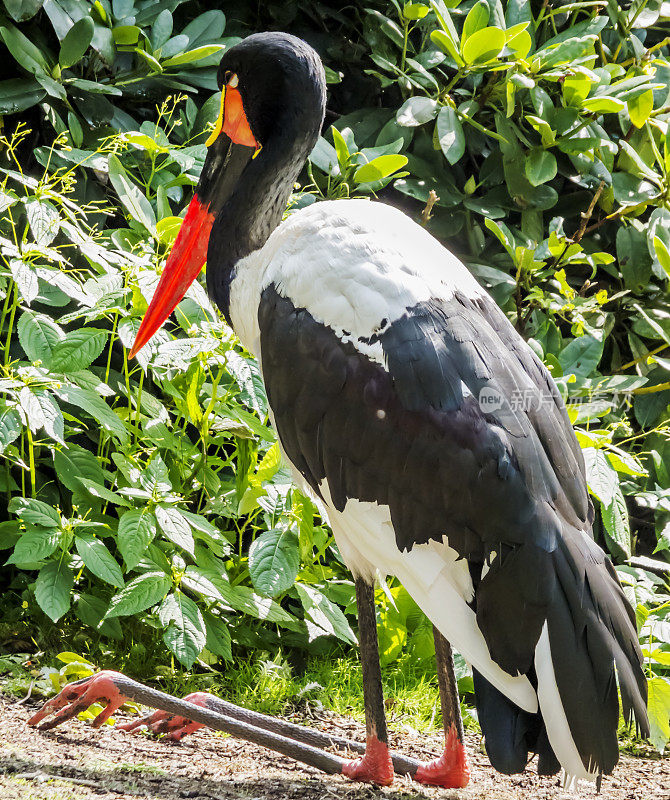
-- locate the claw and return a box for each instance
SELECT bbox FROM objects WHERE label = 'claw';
[28,671,130,730]
[117,691,212,741]
[342,734,394,786]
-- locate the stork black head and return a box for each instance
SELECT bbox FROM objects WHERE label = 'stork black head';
[130,32,326,358]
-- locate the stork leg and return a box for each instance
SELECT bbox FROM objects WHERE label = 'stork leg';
[413,627,470,788]
[340,577,394,785]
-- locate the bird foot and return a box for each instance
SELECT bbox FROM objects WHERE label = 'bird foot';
[27,670,130,730]
[414,724,470,788]
[117,691,213,740]
[342,734,394,786]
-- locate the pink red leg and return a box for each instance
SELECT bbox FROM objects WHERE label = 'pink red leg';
[342,734,394,786]
[414,723,470,788]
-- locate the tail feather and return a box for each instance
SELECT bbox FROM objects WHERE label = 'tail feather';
[473,668,560,776]
[537,528,649,777]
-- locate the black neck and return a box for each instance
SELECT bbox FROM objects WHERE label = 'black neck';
[206,121,322,324]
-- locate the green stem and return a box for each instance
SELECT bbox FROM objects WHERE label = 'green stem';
[3,283,18,367]
[401,22,409,73]
[19,429,25,497]
[134,369,145,441]
[0,282,13,341]
[104,312,119,386]
[26,425,36,497]
[123,349,133,434]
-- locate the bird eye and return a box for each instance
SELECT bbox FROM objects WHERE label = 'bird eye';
[228,73,239,88]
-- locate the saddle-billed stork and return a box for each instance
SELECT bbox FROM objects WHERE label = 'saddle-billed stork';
[30,32,648,789]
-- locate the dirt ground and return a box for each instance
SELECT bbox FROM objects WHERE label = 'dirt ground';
[0,694,667,800]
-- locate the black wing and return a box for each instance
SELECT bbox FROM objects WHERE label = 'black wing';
[260,284,585,669]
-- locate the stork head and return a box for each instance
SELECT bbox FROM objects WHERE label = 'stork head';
[129,32,326,358]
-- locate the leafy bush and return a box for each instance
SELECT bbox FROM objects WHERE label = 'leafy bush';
[1,0,669,752]
[0,0,235,133]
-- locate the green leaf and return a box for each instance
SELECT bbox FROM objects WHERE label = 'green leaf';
[462,0,489,45]
[3,0,44,23]
[225,351,268,417]
[0,78,46,114]
[25,199,60,246]
[32,390,65,444]
[76,593,123,639]
[248,528,300,598]
[354,154,408,183]
[254,443,281,485]
[0,22,50,76]
[151,9,173,49]
[105,571,170,618]
[159,592,206,668]
[617,226,652,292]
[430,30,464,66]
[559,335,603,378]
[117,509,157,570]
[54,384,129,443]
[581,96,625,114]
[628,89,654,128]
[647,676,670,753]
[8,528,59,564]
[182,567,293,624]
[141,453,171,494]
[107,154,156,234]
[396,96,438,127]
[606,449,647,477]
[403,3,430,20]
[203,611,232,660]
[54,445,106,493]
[75,535,124,587]
[35,560,73,622]
[436,106,465,165]
[50,329,107,372]
[653,237,670,279]
[155,505,194,555]
[112,25,141,45]
[331,126,350,170]
[0,408,21,453]
[161,45,224,68]
[525,149,557,186]
[583,448,619,507]
[59,16,94,68]
[9,497,60,527]
[10,259,39,304]
[601,485,631,559]
[462,26,505,65]
[181,10,226,47]
[367,9,404,47]
[79,478,132,508]
[296,583,357,644]
[506,29,531,58]
[17,310,64,364]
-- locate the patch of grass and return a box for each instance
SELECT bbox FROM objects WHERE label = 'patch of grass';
[161,651,475,734]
